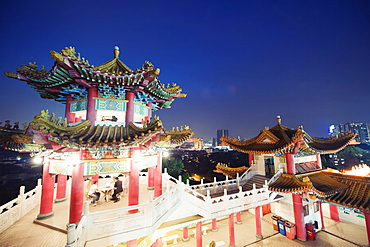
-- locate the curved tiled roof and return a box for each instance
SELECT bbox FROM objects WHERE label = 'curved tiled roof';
[0,111,193,151]
[214,163,249,179]
[220,117,356,155]
[269,173,311,193]
[28,111,164,148]
[156,126,194,147]
[319,171,370,210]
[4,46,186,110]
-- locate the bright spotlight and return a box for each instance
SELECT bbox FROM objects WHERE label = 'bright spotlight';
[33,156,43,164]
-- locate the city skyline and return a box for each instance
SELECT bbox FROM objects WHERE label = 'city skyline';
[1,1,369,140]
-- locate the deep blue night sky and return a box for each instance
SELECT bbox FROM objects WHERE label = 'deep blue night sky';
[1,0,369,141]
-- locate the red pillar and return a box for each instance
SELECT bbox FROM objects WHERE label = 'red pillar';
[148,166,155,189]
[316,154,322,169]
[248,153,254,166]
[329,204,340,221]
[229,213,236,246]
[196,221,202,247]
[127,239,137,247]
[55,174,67,202]
[146,101,153,121]
[293,194,306,241]
[86,87,98,125]
[154,151,162,197]
[65,95,75,123]
[236,211,242,224]
[183,227,189,241]
[129,147,139,213]
[364,211,370,245]
[285,153,295,174]
[212,218,218,231]
[37,158,55,219]
[319,201,325,228]
[255,206,262,239]
[125,91,134,127]
[156,237,162,247]
[286,152,306,240]
[69,151,85,225]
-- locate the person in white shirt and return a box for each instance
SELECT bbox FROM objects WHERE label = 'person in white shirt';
[88,180,100,206]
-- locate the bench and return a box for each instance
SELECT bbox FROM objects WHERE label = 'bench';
[162,234,180,246]
[206,241,226,247]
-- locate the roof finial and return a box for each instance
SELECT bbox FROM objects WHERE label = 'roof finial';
[277,115,281,125]
[114,46,120,59]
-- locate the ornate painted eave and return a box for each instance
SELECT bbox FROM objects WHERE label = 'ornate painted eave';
[268,170,350,198]
[156,126,194,147]
[26,111,164,148]
[214,163,249,179]
[268,173,311,193]
[4,46,186,110]
[318,171,370,211]
[220,116,356,155]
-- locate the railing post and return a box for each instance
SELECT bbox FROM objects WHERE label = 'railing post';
[236,173,240,187]
[66,224,76,247]
[83,201,89,215]
[201,179,203,185]
[178,175,182,183]
[149,191,154,202]
[214,177,217,183]
[18,186,25,217]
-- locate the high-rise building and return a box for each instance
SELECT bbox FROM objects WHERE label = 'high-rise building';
[216,129,229,146]
[329,123,370,143]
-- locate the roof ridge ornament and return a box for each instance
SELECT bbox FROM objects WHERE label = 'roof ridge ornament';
[114,46,120,59]
[277,115,281,125]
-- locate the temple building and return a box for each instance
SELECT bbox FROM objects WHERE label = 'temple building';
[2,46,194,246]
[1,47,369,247]
[220,116,370,244]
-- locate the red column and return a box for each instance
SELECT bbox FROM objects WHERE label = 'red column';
[127,239,137,247]
[146,101,152,121]
[293,194,306,241]
[316,154,322,169]
[196,221,202,247]
[37,158,55,219]
[248,153,254,166]
[148,166,155,189]
[236,211,242,224]
[319,201,325,228]
[65,95,75,123]
[212,218,218,231]
[329,204,340,221]
[69,151,85,225]
[156,238,162,247]
[154,151,162,197]
[129,147,139,213]
[86,87,98,125]
[55,174,67,202]
[183,227,189,241]
[255,206,262,239]
[229,213,236,246]
[364,211,370,245]
[285,153,295,174]
[125,91,134,127]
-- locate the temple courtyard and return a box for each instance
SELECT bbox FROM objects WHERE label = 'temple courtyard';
[0,182,367,247]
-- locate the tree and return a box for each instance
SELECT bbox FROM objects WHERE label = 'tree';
[162,157,185,178]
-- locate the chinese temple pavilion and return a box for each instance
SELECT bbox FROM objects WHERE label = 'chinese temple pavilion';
[220,116,370,244]
[2,46,193,237]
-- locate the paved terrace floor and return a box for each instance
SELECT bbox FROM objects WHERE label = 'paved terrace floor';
[0,182,368,247]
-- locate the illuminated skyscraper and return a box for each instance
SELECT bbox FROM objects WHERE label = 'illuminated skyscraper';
[329,123,370,143]
[216,129,229,146]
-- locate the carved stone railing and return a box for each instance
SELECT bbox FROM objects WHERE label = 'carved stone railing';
[66,181,182,247]
[0,179,42,233]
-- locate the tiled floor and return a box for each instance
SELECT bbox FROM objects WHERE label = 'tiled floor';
[0,184,368,247]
